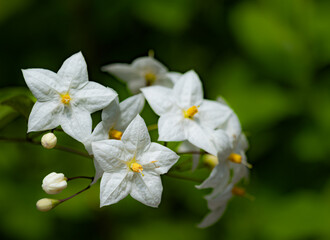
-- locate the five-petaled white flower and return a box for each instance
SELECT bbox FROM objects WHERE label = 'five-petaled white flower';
[84,94,145,184]
[141,70,232,155]
[92,115,179,207]
[102,56,181,94]
[22,52,117,142]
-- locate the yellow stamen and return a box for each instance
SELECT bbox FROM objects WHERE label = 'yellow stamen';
[203,154,218,169]
[130,163,144,176]
[145,72,156,86]
[228,153,242,164]
[61,94,71,104]
[231,186,245,196]
[109,129,123,140]
[183,106,198,119]
[150,161,157,164]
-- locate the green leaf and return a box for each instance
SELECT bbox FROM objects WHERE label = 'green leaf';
[1,95,34,120]
[0,105,19,129]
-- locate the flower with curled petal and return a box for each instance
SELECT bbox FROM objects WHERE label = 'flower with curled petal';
[102,56,181,93]
[22,52,117,142]
[92,115,179,207]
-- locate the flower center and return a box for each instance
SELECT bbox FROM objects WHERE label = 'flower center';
[183,106,198,119]
[61,94,71,104]
[109,129,123,140]
[145,72,156,86]
[231,186,245,196]
[228,153,242,164]
[127,157,144,176]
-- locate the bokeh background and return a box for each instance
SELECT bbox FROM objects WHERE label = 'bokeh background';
[0,0,330,239]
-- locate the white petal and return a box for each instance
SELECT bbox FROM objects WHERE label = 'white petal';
[185,121,218,155]
[101,97,120,130]
[28,101,63,132]
[166,72,182,84]
[121,115,150,157]
[173,70,203,109]
[127,79,147,94]
[207,184,233,210]
[212,129,233,160]
[139,142,179,174]
[217,112,242,146]
[84,122,108,155]
[92,140,130,172]
[71,81,117,113]
[197,205,227,228]
[90,159,104,185]
[196,159,230,190]
[57,52,88,90]
[158,112,186,141]
[116,94,145,131]
[22,69,63,101]
[60,106,92,143]
[197,100,232,130]
[141,86,175,116]
[132,56,168,74]
[100,171,131,207]
[101,63,141,83]
[130,171,163,207]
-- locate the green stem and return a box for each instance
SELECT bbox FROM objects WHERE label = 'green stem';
[0,137,91,159]
[165,172,203,183]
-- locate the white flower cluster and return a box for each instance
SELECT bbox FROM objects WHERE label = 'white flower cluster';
[23,52,251,227]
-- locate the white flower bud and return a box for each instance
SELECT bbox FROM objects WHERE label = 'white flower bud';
[42,172,67,194]
[36,198,60,212]
[41,133,57,149]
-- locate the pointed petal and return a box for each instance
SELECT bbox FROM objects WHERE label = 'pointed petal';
[196,159,230,190]
[198,100,232,130]
[139,142,179,174]
[100,171,131,207]
[101,97,120,130]
[166,72,182,84]
[185,121,218,155]
[57,52,88,90]
[217,112,242,146]
[92,140,130,172]
[158,112,186,141]
[116,94,145,131]
[197,205,227,228]
[60,106,92,143]
[141,86,175,116]
[130,171,163,207]
[22,69,63,101]
[173,70,203,109]
[84,122,108,155]
[132,56,168,74]
[121,115,150,157]
[28,101,63,132]
[101,63,141,83]
[90,159,104,185]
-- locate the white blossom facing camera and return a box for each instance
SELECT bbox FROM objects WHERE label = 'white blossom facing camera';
[41,132,57,149]
[102,56,182,93]
[141,70,232,155]
[92,115,179,207]
[42,172,67,194]
[36,198,60,212]
[22,52,117,142]
[84,93,145,185]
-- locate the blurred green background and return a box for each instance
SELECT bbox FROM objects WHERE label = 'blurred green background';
[1,0,330,239]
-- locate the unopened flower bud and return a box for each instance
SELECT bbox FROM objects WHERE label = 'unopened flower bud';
[203,154,219,169]
[41,133,57,149]
[42,172,67,194]
[36,198,60,212]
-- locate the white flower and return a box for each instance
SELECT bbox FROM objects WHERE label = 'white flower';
[41,132,57,149]
[42,172,67,194]
[102,56,181,94]
[141,70,232,155]
[92,115,179,207]
[22,52,117,142]
[84,93,145,184]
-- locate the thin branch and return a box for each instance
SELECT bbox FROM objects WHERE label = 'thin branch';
[59,185,91,203]
[0,136,91,159]
[67,176,94,181]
